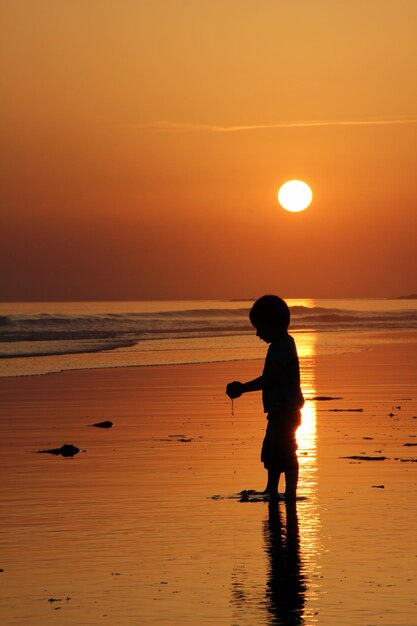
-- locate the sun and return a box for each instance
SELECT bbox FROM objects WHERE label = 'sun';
[278,180,312,212]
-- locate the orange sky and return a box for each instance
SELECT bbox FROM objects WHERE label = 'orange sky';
[1,0,417,300]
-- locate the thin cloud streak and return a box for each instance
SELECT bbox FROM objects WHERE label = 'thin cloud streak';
[132,119,417,133]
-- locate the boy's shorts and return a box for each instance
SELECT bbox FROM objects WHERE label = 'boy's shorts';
[261,409,302,472]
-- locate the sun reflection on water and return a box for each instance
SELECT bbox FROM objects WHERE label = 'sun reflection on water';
[295,332,323,622]
[294,331,318,499]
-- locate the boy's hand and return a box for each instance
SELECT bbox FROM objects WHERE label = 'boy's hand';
[226,381,244,399]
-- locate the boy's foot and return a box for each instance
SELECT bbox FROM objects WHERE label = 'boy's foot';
[284,491,297,501]
[260,489,281,500]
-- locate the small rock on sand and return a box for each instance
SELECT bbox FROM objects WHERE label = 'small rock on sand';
[91,420,113,428]
[36,444,80,457]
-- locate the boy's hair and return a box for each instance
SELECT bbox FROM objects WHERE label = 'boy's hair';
[249,295,290,329]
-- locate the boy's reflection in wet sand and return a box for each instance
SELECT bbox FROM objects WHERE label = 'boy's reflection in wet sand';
[264,500,307,625]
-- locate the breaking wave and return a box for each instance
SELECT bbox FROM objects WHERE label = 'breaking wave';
[1,304,417,354]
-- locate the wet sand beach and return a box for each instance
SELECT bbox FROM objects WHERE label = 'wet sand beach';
[1,338,416,625]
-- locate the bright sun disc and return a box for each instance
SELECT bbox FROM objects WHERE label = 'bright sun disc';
[278,180,312,212]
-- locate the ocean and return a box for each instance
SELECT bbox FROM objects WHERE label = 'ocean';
[1,298,417,377]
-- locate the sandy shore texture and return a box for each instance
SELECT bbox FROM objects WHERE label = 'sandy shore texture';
[1,339,416,625]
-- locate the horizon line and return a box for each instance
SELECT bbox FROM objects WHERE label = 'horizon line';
[129,118,417,133]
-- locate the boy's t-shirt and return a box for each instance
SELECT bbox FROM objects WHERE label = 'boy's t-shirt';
[262,333,304,413]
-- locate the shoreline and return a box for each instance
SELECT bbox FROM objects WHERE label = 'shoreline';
[2,327,417,380]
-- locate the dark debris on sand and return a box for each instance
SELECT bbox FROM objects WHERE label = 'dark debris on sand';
[330,408,364,412]
[210,490,304,503]
[90,420,113,428]
[311,396,343,401]
[160,434,194,442]
[341,455,386,461]
[36,444,80,457]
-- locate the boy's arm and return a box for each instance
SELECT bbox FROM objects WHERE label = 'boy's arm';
[243,362,282,392]
[226,363,282,398]
[226,378,262,398]
[241,376,263,392]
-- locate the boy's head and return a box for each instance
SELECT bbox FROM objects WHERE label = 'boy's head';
[249,295,290,342]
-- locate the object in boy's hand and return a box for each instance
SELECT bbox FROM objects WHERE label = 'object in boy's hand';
[226,381,244,399]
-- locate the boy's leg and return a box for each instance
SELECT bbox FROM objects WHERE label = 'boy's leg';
[284,461,299,499]
[263,468,281,495]
[284,424,300,499]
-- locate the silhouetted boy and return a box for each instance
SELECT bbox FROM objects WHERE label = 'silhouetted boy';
[226,295,304,499]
